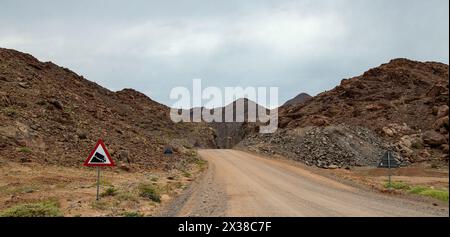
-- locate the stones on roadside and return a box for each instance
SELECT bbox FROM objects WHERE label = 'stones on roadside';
[119,163,131,172]
[20,157,32,163]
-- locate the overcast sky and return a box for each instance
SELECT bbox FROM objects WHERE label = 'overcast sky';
[1,0,448,107]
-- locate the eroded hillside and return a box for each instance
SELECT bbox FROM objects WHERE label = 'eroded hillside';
[240,59,449,168]
[0,48,216,171]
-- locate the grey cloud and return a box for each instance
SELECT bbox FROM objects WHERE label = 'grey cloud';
[0,0,448,107]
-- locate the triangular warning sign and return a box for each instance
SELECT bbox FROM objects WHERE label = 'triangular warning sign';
[84,139,115,167]
[377,150,399,168]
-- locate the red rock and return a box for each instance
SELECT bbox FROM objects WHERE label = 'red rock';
[427,84,447,97]
[422,130,447,146]
[437,105,449,118]
[365,104,385,111]
[441,144,449,153]
[433,116,449,131]
[311,116,330,126]
[418,150,431,159]
[382,127,395,136]
[119,164,131,172]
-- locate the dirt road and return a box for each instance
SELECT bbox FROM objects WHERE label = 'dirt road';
[170,149,447,217]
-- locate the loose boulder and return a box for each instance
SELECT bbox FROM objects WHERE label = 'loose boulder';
[437,105,449,118]
[433,116,449,131]
[422,130,447,147]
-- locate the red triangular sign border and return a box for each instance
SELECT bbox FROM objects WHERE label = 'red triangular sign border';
[84,139,115,167]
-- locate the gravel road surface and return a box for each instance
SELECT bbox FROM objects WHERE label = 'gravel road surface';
[169,149,448,217]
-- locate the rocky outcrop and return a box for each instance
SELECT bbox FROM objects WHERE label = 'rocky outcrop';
[242,58,449,167]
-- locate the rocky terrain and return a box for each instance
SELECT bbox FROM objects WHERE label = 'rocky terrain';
[240,59,449,168]
[0,48,448,217]
[240,125,398,168]
[1,48,448,171]
[0,48,216,171]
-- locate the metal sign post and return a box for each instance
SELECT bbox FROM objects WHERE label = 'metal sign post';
[96,167,101,201]
[378,150,400,191]
[387,151,391,189]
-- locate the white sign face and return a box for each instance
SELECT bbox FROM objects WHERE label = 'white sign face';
[88,146,111,164]
[84,139,115,167]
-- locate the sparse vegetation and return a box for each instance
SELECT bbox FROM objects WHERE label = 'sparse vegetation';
[408,186,449,202]
[385,181,449,202]
[16,147,32,153]
[0,201,62,217]
[195,158,208,171]
[63,107,74,115]
[2,107,18,117]
[408,186,428,194]
[384,181,410,190]
[182,170,192,178]
[100,186,118,197]
[159,181,184,194]
[90,200,110,210]
[411,142,423,149]
[121,211,144,217]
[0,184,41,195]
[430,163,439,169]
[188,149,198,158]
[138,183,161,203]
[115,192,138,202]
[92,179,113,187]
[21,187,35,193]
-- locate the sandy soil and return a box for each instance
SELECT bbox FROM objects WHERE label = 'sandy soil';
[0,161,202,216]
[174,149,448,217]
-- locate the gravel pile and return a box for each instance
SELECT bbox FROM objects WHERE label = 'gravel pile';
[239,124,405,168]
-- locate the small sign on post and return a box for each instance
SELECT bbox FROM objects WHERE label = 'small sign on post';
[378,150,400,189]
[164,145,173,155]
[84,139,115,201]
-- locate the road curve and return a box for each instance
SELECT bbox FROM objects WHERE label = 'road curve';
[174,149,447,217]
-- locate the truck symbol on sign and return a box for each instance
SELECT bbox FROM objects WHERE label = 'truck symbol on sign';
[90,152,106,163]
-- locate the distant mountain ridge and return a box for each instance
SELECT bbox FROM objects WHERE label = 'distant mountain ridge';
[283,93,312,106]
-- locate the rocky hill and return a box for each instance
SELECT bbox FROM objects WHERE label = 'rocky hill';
[240,59,449,168]
[209,98,268,148]
[0,48,216,170]
[283,93,312,106]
